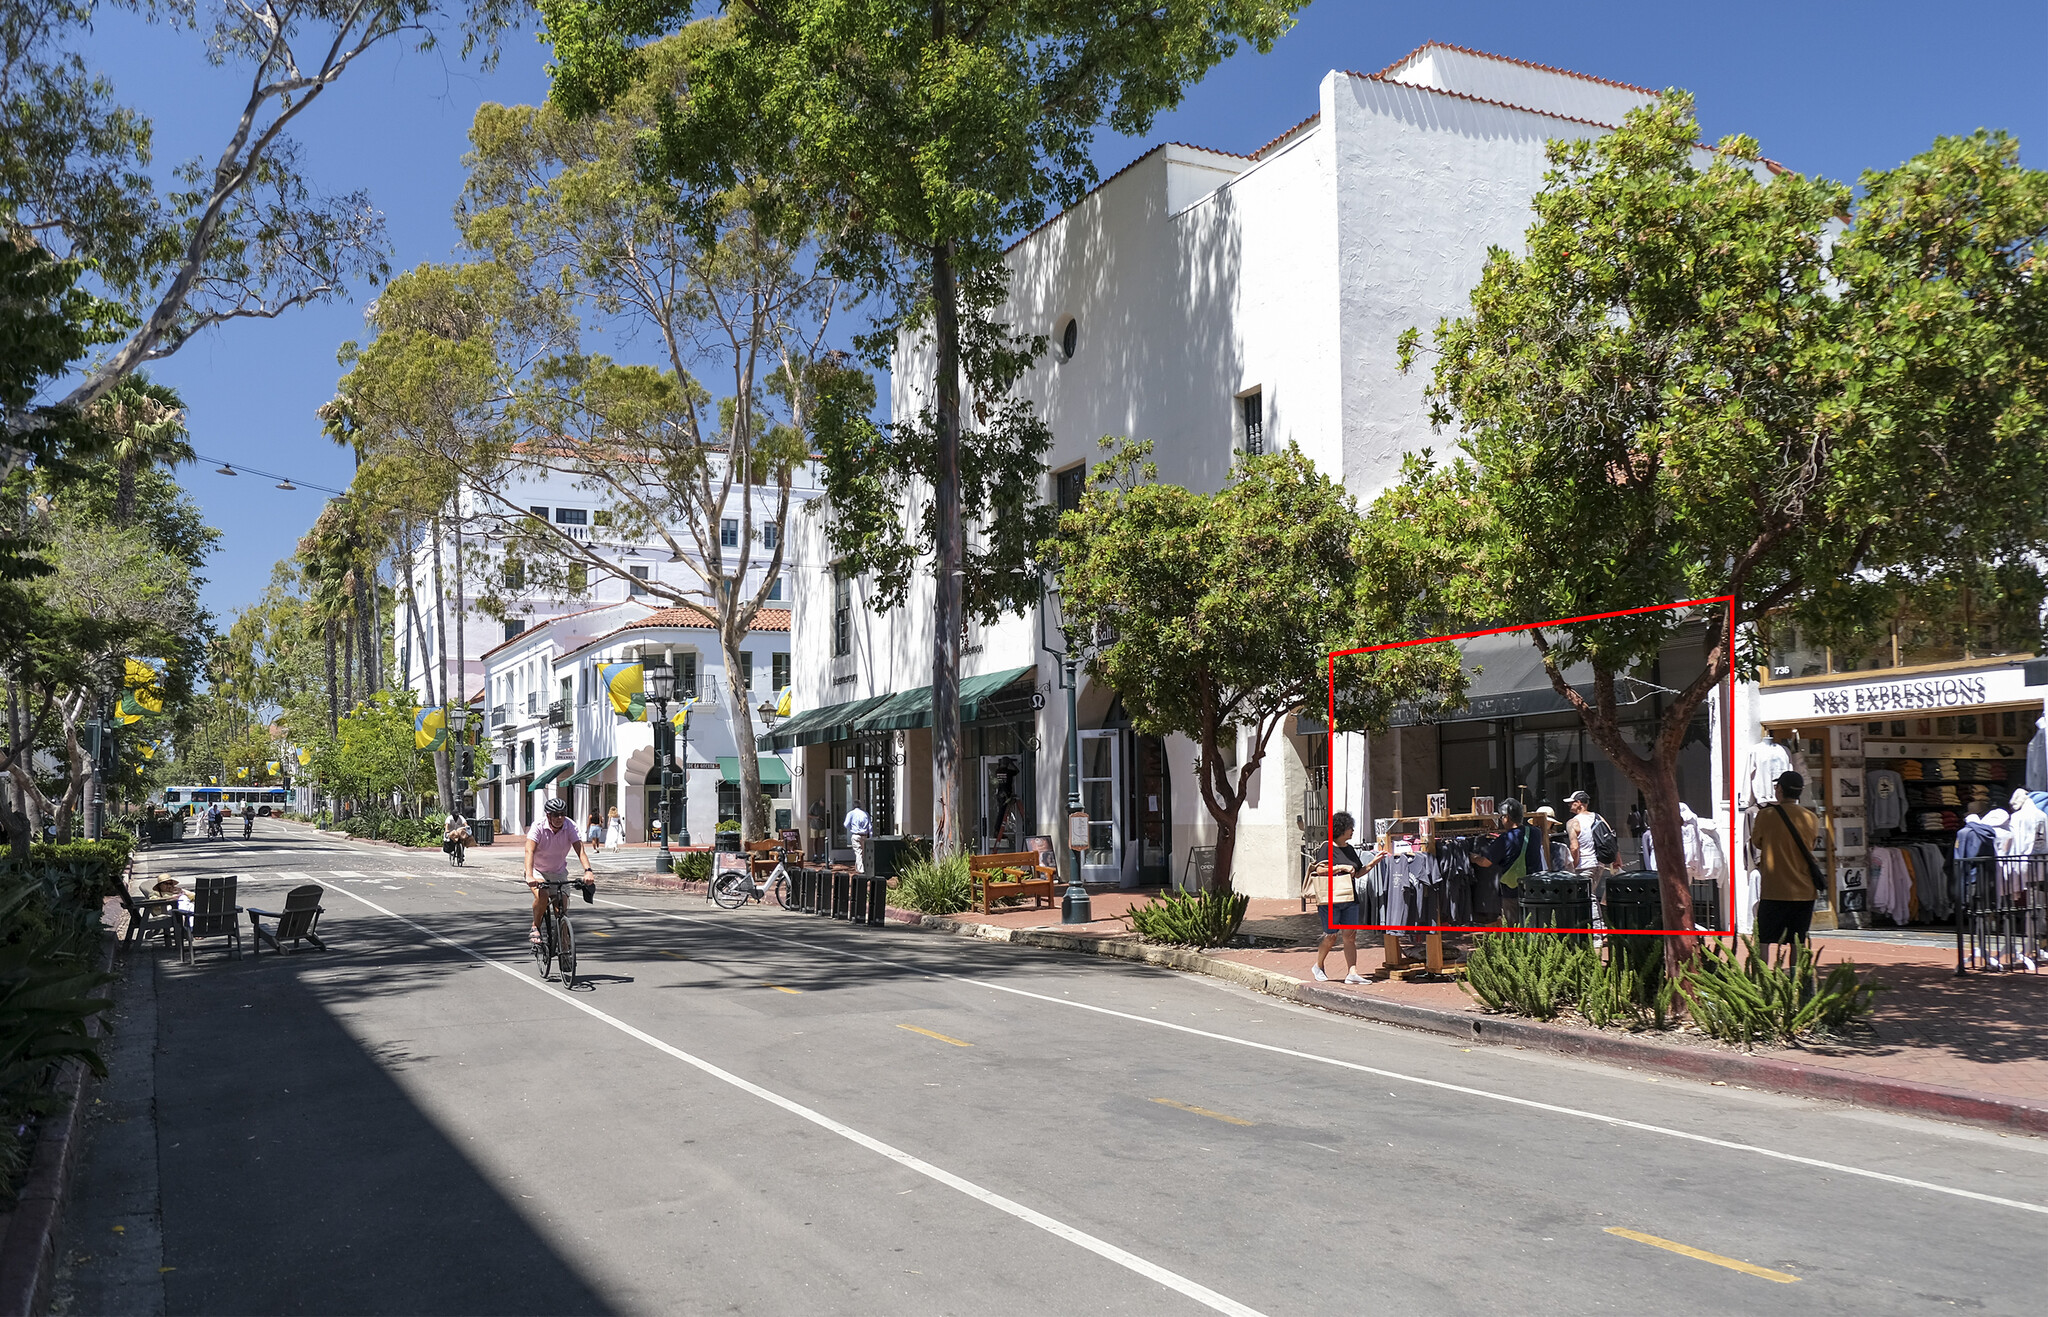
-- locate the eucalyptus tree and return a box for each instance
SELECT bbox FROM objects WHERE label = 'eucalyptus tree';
[1378,95,2048,952]
[0,0,530,410]
[542,0,1310,854]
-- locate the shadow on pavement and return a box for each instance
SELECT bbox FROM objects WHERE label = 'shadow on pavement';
[154,933,617,1317]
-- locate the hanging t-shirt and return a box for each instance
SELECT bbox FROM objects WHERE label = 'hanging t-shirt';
[1381,851,1443,927]
[1741,741,1793,809]
[1864,769,1906,831]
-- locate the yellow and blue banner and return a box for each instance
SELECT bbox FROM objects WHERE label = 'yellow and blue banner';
[236,766,248,779]
[599,662,646,721]
[774,685,792,718]
[414,705,448,752]
[266,760,280,777]
[298,747,312,766]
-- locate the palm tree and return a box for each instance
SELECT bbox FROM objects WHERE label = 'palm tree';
[93,374,195,526]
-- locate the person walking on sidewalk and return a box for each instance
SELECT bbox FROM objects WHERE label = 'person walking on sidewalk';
[604,805,623,853]
[1566,790,1619,924]
[844,799,872,874]
[1312,813,1384,984]
[1753,771,1823,946]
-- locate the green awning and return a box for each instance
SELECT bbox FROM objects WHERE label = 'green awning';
[856,666,1036,732]
[563,756,616,787]
[759,692,893,752]
[717,756,791,785]
[528,762,573,791]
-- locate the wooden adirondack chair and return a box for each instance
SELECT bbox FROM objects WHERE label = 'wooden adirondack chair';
[247,885,327,956]
[181,875,242,962]
[117,882,185,954]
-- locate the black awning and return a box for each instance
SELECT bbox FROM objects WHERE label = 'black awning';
[1389,632,1658,727]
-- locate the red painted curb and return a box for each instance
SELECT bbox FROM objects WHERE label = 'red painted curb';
[1294,983,2048,1136]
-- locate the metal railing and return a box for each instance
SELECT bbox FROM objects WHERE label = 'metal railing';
[548,700,570,727]
[1954,851,2047,975]
[490,708,508,729]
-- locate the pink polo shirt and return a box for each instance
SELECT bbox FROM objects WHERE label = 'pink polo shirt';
[526,815,580,875]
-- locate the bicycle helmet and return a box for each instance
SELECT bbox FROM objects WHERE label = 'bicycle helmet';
[543,797,569,816]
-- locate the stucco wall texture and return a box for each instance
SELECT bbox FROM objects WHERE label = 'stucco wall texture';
[793,44,1673,898]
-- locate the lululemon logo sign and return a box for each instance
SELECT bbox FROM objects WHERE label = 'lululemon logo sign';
[1809,674,1990,717]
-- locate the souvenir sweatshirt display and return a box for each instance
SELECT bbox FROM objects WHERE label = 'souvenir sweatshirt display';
[1757,706,2046,933]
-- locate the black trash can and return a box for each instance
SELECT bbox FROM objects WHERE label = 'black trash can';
[1602,871,1665,932]
[1689,878,1722,931]
[1519,874,1592,935]
[470,818,495,847]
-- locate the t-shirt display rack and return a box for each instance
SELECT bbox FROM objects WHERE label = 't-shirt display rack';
[1763,708,2039,932]
[1370,802,1501,980]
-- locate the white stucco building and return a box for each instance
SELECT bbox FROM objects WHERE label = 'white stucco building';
[396,464,818,721]
[767,44,1696,898]
[477,599,794,843]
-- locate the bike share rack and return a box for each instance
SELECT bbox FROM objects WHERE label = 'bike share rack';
[792,866,887,926]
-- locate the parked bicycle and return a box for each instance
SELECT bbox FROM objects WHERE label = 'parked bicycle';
[709,845,796,910]
[530,877,579,984]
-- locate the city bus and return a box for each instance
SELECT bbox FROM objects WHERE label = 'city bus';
[161,785,290,816]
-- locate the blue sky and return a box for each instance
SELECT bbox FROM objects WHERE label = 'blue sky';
[82,0,2046,625]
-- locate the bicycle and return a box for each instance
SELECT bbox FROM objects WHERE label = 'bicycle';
[709,845,796,910]
[530,877,580,984]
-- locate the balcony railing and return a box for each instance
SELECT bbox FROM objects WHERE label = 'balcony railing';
[490,708,509,729]
[548,700,570,727]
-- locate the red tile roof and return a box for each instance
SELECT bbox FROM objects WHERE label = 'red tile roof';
[1374,41,1662,98]
[1346,67,1624,133]
[1249,110,1321,160]
[604,604,792,636]
[476,601,651,662]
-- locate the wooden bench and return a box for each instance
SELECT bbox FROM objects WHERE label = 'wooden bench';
[744,839,784,881]
[968,851,1060,915]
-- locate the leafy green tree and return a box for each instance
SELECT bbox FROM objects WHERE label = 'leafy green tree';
[1,0,529,408]
[89,373,193,526]
[543,0,1309,854]
[1382,95,2048,947]
[1054,442,1462,892]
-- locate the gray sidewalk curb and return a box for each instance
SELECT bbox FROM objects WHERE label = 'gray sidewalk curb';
[0,899,122,1316]
[885,906,2048,1137]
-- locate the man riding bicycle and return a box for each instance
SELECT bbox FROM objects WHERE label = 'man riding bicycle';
[524,798,595,944]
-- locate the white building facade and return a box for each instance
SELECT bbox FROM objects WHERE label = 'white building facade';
[477,600,794,843]
[773,45,1718,899]
[397,464,819,721]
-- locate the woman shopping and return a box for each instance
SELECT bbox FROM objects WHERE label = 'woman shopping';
[1312,812,1386,984]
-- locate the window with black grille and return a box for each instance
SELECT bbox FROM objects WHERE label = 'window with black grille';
[1054,463,1086,514]
[1241,391,1263,456]
[833,567,853,657]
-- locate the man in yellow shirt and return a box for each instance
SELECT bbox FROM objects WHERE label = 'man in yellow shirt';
[1753,770,1824,945]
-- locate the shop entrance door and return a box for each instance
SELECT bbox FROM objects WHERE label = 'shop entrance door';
[1080,729,1121,880]
[1133,734,1170,884]
[980,755,1027,853]
[828,772,851,851]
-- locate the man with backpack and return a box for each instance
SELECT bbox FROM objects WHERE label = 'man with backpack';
[1566,790,1620,923]
[1754,771,1825,945]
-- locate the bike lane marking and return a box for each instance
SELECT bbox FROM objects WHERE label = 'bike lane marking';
[317,881,1269,1317]
[590,896,2048,1220]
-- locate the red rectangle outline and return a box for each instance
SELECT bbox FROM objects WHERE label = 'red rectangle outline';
[1323,596,1739,937]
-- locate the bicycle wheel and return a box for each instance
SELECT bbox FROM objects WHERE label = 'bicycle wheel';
[709,872,749,910]
[530,914,551,979]
[556,906,576,982]
[770,868,794,910]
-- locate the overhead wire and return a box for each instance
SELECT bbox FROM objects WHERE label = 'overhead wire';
[191,452,347,496]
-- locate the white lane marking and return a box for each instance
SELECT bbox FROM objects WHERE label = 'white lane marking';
[598,899,2048,1220]
[316,884,1265,1317]
[330,870,365,878]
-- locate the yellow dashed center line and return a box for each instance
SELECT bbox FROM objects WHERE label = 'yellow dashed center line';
[1604,1228,1799,1283]
[765,984,801,994]
[897,1024,972,1047]
[591,931,612,938]
[1150,1098,1253,1127]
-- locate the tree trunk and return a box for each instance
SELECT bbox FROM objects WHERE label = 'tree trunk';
[930,238,964,857]
[428,517,454,815]
[721,623,765,842]
[368,561,385,692]
[452,518,467,812]
[115,457,137,527]
[340,605,355,712]
[323,617,339,736]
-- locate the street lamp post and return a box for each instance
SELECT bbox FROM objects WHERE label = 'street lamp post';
[1039,569,1093,925]
[446,704,471,823]
[644,662,677,873]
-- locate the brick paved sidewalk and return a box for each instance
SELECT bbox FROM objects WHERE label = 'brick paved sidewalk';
[946,887,2048,1106]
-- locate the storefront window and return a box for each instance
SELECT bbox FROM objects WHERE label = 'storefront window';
[1767,621,1828,681]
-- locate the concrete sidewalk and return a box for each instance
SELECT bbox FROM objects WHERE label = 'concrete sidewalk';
[890,886,2048,1130]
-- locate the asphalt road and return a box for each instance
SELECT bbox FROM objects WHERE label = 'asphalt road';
[54,821,2048,1315]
